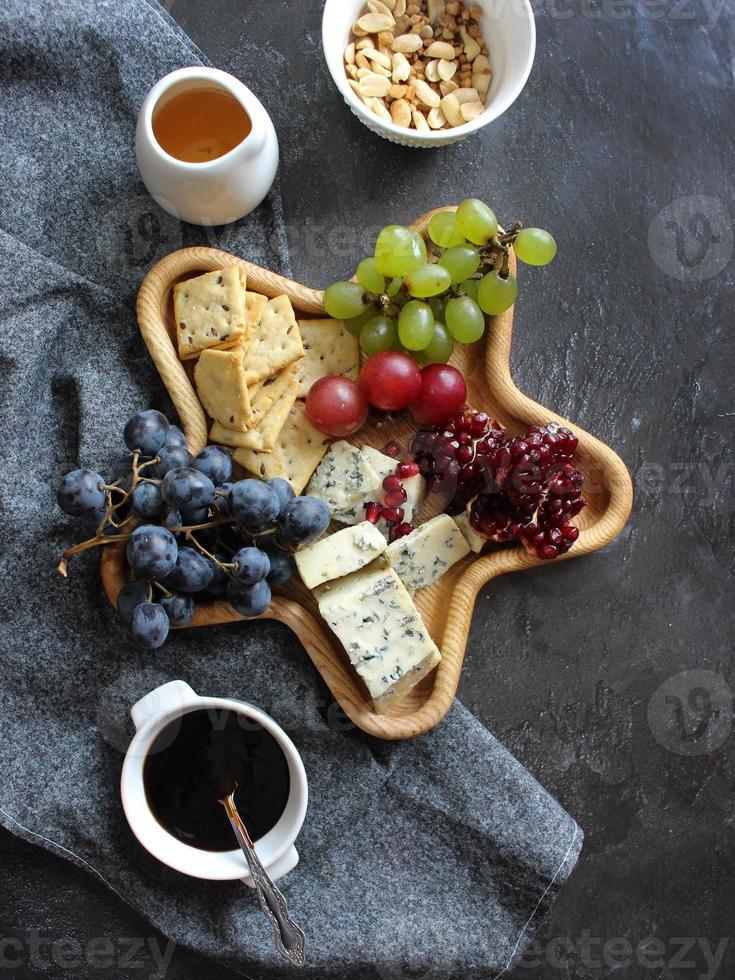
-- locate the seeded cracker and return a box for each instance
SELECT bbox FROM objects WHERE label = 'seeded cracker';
[193,347,251,431]
[213,291,269,353]
[233,401,330,493]
[209,362,300,443]
[173,267,248,359]
[211,376,298,453]
[296,319,360,397]
[241,294,304,386]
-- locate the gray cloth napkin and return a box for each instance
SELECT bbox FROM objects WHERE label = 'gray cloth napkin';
[0,0,582,976]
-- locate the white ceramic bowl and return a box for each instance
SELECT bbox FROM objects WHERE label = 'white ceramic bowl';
[121,681,307,885]
[322,0,536,148]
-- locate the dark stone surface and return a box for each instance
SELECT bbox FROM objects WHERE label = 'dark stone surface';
[2,1,733,979]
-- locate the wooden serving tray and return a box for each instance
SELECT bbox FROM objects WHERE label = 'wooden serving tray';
[100,209,633,740]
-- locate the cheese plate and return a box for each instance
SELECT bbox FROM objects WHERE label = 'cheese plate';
[100,208,633,740]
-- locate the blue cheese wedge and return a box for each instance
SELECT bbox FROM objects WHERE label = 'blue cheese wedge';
[453,512,486,554]
[306,440,380,515]
[315,560,441,712]
[294,521,387,589]
[333,446,427,532]
[384,513,471,593]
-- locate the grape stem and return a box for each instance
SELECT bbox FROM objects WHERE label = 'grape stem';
[152,580,173,598]
[184,531,235,574]
[57,531,132,577]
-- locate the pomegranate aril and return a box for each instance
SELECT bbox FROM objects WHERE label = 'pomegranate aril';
[382,474,402,493]
[539,544,559,560]
[457,444,475,466]
[382,505,405,524]
[384,441,401,457]
[364,501,383,524]
[388,521,414,543]
[396,461,419,479]
[384,487,407,507]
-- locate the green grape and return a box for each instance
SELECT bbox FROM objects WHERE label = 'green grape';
[416,321,454,365]
[427,211,466,249]
[438,245,481,285]
[404,263,452,298]
[343,305,379,336]
[428,295,447,321]
[455,198,499,245]
[460,278,480,301]
[445,296,485,343]
[360,315,397,355]
[514,228,557,266]
[411,228,428,264]
[374,225,425,277]
[324,281,370,319]
[398,300,434,351]
[356,257,386,293]
[477,270,518,315]
[386,276,403,298]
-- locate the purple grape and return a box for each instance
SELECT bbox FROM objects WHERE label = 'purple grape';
[192,446,232,486]
[164,547,214,593]
[127,525,178,579]
[57,469,106,517]
[267,478,295,510]
[130,481,163,519]
[131,602,170,648]
[116,581,149,624]
[226,579,271,617]
[232,547,270,585]
[161,467,215,511]
[124,410,170,455]
[227,480,280,531]
[278,497,330,545]
[159,592,195,627]
[164,425,188,450]
[155,444,192,478]
[265,549,296,586]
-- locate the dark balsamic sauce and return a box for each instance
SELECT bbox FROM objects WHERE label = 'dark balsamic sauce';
[143,709,290,851]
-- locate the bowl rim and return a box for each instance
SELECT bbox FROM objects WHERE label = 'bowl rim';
[321,0,536,143]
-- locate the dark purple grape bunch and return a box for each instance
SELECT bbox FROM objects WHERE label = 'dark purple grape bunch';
[57,409,331,649]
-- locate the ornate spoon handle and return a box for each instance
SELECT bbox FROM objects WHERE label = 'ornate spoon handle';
[223,793,306,967]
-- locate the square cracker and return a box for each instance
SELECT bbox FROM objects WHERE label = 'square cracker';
[241,295,304,386]
[233,401,330,494]
[173,267,248,359]
[194,347,251,431]
[205,291,268,354]
[297,319,360,398]
[210,376,299,453]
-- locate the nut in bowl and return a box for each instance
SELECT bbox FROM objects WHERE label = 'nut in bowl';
[322,0,536,147]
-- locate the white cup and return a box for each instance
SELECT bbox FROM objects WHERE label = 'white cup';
[120,680,307,885]
[135,67,279,226]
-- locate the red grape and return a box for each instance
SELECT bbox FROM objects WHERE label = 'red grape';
[409,364,467,426]
[305,376,368,437]
[359,352,423,411]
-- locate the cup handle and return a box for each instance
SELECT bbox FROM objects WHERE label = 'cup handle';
[130,680,198,730]
[241,845,299,889]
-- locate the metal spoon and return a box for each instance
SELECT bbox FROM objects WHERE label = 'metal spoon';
[221,787,306,967]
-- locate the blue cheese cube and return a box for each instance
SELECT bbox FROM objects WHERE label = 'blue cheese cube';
[294,521,387,589]
[453,512,486,554]
[306,440,380,514]
[316,560,441,711]
[384,513,471,593]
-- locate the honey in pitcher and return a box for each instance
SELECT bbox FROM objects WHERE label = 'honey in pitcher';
[152,87,252,164]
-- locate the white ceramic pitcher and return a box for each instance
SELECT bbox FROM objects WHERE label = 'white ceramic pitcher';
[136,67,279,226]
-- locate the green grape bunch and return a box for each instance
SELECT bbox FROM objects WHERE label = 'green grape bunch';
[323,198,557,365]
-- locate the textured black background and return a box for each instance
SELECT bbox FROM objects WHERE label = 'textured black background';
[2,0,734,978]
